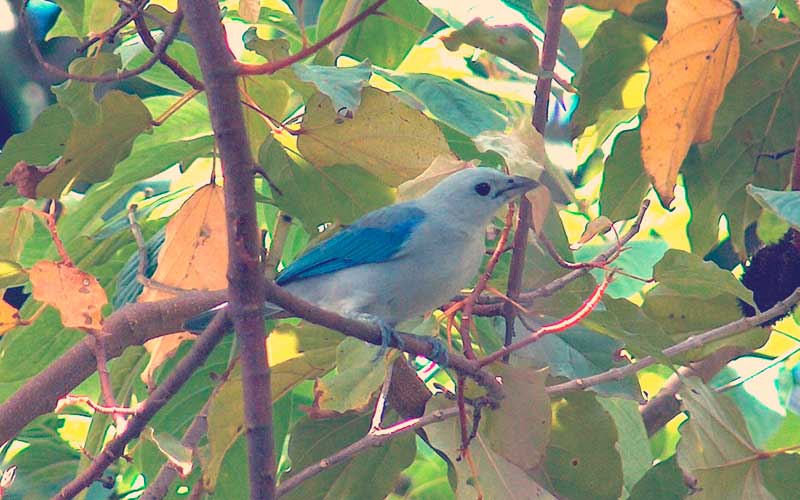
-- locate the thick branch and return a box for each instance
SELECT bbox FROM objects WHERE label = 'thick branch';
[261,279,505,401]
[531,0,566,131]
[502,197,531,359]
[640,346,747,436]
[180,0,275,497]
[54,311,231,499]
[0,290,226,445]
[237,0,389,75]
[546,288,800,396]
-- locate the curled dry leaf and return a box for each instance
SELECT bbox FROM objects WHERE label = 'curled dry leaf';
[29,261,108,329]
[641,0,740,206]
[526,185,551,236]
[396,156,479,201]
[137,183,229,385]
[570,216,614,250]
[3,161,55,199]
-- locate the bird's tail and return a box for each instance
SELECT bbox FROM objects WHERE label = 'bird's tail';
[183,302,283,333]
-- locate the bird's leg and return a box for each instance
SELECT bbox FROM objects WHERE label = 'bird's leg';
[349,313,402,358]
[426,337,450,368]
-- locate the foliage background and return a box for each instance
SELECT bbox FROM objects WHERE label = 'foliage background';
[1,0,800,499]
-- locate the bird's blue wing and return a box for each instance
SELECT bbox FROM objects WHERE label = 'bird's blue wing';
[276,204,425,286]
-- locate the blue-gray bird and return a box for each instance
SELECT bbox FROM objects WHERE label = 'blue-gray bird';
[186,167,537,352]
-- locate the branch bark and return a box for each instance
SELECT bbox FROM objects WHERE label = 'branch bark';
[0,290,226,445]
[531,0,566,130]
[179,0,276,497]
[54,311,231,499]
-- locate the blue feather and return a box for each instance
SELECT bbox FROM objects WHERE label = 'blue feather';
[276,204,425,285]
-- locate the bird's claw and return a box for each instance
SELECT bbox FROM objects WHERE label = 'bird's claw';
[427,337,449,368]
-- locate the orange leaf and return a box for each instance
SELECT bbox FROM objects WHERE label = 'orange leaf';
[138,183,229,384]
[29,261,108,329]
[0,298,19,335]
[641,0,740,206]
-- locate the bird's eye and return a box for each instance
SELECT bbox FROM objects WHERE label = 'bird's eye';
[474,182,491,196]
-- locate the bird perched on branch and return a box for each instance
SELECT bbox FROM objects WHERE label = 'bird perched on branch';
[186,167,538,356]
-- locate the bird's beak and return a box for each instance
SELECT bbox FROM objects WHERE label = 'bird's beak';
[495,175,539,199]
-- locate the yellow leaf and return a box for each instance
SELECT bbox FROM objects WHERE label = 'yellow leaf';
[396,156,478,201]
[29,261,108,329]
[238,0,260,22]
[641,0,740,206]
[138,183,229,384]
[297,87,454,186]
[570,215,614,250]
[0,297,19,335]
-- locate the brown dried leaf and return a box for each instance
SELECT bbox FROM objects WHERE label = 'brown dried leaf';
[571,216,614,250]
[138,183,229,384]
[29,261,108,329]
[238,0,261,22]
[525,185,551,235]
[3,161,54,199]
[641,0,740,206]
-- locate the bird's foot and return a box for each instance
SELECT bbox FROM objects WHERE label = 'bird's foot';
[426,337,449,368]
[375,319,402,359]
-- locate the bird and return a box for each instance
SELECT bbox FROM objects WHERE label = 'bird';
[185,167,538,358]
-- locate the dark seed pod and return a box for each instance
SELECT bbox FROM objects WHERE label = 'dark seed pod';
[738,230,800,325]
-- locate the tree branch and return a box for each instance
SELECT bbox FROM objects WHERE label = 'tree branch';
[502,197,531,360]
[179,0,276,497]
[546,288,800,396]
[20,1,185,83]
[0,290,227,445]
[237,0,389,75]
[531,0,566,130]
[54,310,231,499]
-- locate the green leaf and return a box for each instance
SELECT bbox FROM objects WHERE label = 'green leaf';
[748,185,800,231]
[423,397,555,499]
[599,129,651,221]
[49,0,120,39]
[52,53,121,124]
[686,19,800,255]
[778,0,800,26]
[653,249,754,305]
[642,286,768,359]
[202,323,341,490]
[37,91,152,198]
[676,377,793,500]
[484,365,550,469]
[598,397,652,493]
[585,296,673,360]
[545,392,623,500]
[575,239,668,299]
[0,207,34,262]
[740,0,778,28]
[259,138,394,231]
[241,74,292,158]
[117,38,203,93]
[517,323,643,399]
[292,61,372,113]
[0,105,73,205]
[282,412,416,500]
[298,88,453,186]
[629,455,689,500]
[0,259,27,288]
[317,0,431,68]
[317,338,386,412]
[571,14,650,137]
[441,18,539,73]
[379,72,508,137]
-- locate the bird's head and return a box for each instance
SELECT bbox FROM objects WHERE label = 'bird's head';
[418,167,538,225]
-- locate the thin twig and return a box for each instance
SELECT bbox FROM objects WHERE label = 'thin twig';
[503,197,531,361]
[480,271,614,367]
[275,405,459,497]
[237,0,389,75]
[129,2,205,90]
[546,288,800,396]
[21,1,185,83]
[264,212,293,279]
[140,357,239,500]
[127,206,188,295]
[531,0,566,131]
[54,310,231,499]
